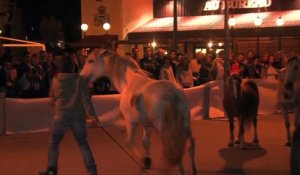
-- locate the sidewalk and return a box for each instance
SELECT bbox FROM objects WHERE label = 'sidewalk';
[0,114,292,175]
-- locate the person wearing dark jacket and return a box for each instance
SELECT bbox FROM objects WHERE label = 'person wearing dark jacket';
[39,54,100,175]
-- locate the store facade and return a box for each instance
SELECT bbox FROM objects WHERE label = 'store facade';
[81,0,300,57]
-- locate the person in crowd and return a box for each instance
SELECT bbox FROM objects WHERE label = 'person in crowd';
[159,56,177,85]
[212,51,225,80]
[39,54,100,175]
[10,55,21,68]
[198,53,213,84]
[39,51,48,64]
[139,47,160,79]
[190,51,203,86]
[155,47,165,65]
[260,53,269,78]
[237,53,251,78]
[41,52,54,96]
[15,52,32,97]
[168,50,178,73]
[273,51,283,69]
[266,55,279,80]
[131,47,140,63]
[230,57,242,76]
[281,54,289,69]
[5,67,22,97]
[17,52,31,79]
[246,50,255,63]
[249,58,262,79]
[27,54,45,97]
[175,54,193,88]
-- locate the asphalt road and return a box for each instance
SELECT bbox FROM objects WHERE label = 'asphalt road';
[0,114,294,175]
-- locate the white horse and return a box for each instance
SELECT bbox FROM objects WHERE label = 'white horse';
[278,56,300,146]
[80,50,197,175]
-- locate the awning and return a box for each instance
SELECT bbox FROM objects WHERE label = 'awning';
[133,10,300,32]
[129,10,300,41]
[0,36,46,51]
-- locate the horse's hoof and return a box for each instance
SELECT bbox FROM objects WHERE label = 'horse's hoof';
[239,142,246,150]
[192,167,197,175]
[253,139,259,145]
[227,143,234,148]
[143,157,152,169]
[241,146,247,150]
[285,142,292,147]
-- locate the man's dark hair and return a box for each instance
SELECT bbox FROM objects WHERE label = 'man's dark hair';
[61,55,74,73]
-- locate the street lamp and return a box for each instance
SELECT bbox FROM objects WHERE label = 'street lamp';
[254,16,262,57]
[81,23,88,39]
[276,17,284,51]
[103,22,111,35]
[208,41,213,48]
[228,16,236,53]
[254,16,263,26]
[151,41,157,49]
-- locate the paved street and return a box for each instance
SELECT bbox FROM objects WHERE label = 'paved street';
[0,114,294,175]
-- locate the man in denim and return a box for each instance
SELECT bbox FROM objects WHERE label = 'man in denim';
[39,53,100,175]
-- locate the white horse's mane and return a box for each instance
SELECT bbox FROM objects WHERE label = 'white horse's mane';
[105,52,150,77]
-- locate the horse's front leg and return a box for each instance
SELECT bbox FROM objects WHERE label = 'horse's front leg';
[179,161,184,175]
[282,105,292,146]
[228,115,235,147]
[238,117,246,149]
[252,115,259,145]
[126,122,138,151]
[188,136,197,175]
[142,127,151,169]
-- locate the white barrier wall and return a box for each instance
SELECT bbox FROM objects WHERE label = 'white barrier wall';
[5,79,279,134]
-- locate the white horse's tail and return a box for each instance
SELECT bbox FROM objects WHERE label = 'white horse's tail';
[160,100,186,168]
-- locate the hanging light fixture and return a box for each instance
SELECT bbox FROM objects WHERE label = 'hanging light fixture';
[276,16,284,26]
[228,16,236,27]
[254,16,263,26]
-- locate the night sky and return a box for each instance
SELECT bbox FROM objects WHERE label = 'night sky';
[17,0,81,42]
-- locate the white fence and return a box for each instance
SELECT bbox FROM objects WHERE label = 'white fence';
[3,79,279,134]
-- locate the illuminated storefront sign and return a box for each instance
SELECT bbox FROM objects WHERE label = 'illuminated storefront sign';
[204,0,272,11]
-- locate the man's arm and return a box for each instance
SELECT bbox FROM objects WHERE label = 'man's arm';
[80,77,100,127]
[80,77,96,117]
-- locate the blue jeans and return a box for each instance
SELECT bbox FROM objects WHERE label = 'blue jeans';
[47,115,97,173]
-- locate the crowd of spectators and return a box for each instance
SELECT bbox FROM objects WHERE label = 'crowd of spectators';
[0,45,295,98]
[130,47,293,89]
[0,48,90,98]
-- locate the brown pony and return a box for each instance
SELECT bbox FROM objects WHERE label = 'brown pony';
[223,74,260,148]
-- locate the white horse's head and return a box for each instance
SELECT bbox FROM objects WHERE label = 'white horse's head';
[80,49,110,82]
[283,56,300,100]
